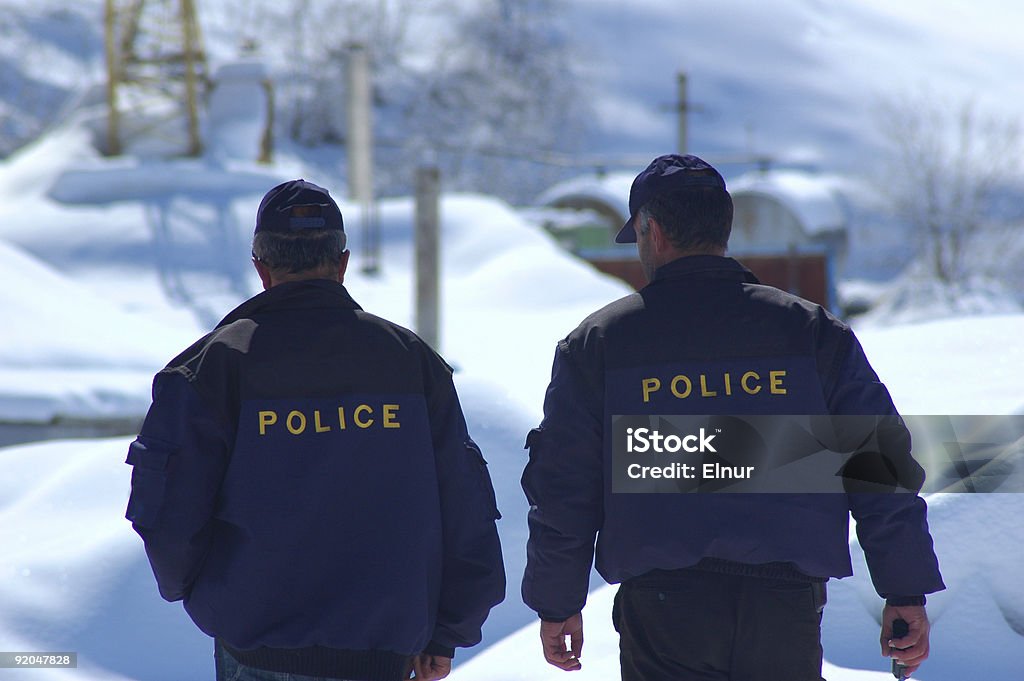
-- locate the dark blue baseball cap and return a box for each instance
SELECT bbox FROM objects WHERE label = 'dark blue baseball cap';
[615,154,727,243]
[255,179,345,234]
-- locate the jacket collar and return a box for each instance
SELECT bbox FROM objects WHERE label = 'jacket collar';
[650,255,760,286]
[215,279,362,329]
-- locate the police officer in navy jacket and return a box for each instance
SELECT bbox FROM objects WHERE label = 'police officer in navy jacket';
[126,180,505,681]
[522,155,943,680]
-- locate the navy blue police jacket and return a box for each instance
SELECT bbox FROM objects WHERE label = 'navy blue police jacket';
[126,279,505,680]
[522,255,944,621]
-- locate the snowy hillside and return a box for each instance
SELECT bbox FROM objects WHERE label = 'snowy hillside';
[0,2,101,156]
[0,235,191,425]
[0,117,626,424]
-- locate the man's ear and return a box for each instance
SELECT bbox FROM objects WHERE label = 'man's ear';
[253,257,273,290]
[337,250,351,283]
[648,216,671,254]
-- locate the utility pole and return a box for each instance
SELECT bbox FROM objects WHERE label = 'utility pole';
[180,0,203,156]
[103,0,121,155]
[415,166,441,350]
[346,42,379,274]
[676,71,688,154]
[259,78,275,164]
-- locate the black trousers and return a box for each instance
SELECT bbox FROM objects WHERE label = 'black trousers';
[612,569,826,681]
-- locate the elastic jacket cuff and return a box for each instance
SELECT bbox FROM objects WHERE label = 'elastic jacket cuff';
[423,641,455,659]
[885,595,927,606]
[539,612,577,623]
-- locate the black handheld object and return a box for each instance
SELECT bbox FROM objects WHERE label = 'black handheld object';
[891,618,909,679]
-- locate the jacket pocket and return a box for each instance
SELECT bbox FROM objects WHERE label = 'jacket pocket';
[125,437,173,528]
[466,440,501,520]
[524,427,544,450]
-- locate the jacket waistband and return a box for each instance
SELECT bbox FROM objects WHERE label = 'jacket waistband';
[219,640,411,681]
[629,557,827,586]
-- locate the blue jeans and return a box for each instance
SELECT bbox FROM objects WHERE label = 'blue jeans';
[215,641,358,681]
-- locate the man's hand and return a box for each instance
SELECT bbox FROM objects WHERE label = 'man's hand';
[880,604,930,676]
[540,613,584,671]
[411,653,452,680]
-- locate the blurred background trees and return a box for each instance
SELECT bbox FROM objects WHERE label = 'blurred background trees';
[876,91,1022,286]
[227,0,589,203]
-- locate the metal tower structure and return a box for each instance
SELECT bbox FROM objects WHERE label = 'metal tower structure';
[104,0,207,156]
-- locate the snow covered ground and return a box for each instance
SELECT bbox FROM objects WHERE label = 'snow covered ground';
[1,101,1023,681]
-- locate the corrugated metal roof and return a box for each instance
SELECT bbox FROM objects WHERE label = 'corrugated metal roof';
[729,169,848,236]
[538,168,851,237]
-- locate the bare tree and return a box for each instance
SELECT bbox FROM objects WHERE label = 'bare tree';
[399,0,587,199]
[876,92,1021,284]
[207,0,587,202]
[257,0,424,146]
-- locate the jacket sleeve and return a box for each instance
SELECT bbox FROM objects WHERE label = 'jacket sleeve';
[827,330,945,598]
[425,358,506,655]
[125,369,231,602]
[521,342,604,621]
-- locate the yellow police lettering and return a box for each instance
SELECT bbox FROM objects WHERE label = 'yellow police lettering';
[670,375,692,398]
[699,374,717,397]
[258,410,278,435]
[286,410,307,435]
[642,378,662,403]
[640,369,790,401]
[383,404,401,428]
[354,404,374,428]
[253,402,411,436]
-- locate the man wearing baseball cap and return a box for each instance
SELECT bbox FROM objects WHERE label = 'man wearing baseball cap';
[126,180,505,681]
[522,155,943,680]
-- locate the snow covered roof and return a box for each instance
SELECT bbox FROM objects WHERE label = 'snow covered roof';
[211,59,268,82]
[538,168,851,237]
[728,169,849,236]
[536,172,634,224]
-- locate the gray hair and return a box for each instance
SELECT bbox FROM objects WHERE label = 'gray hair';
[252,229,347,274]
[637,187,732,252]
